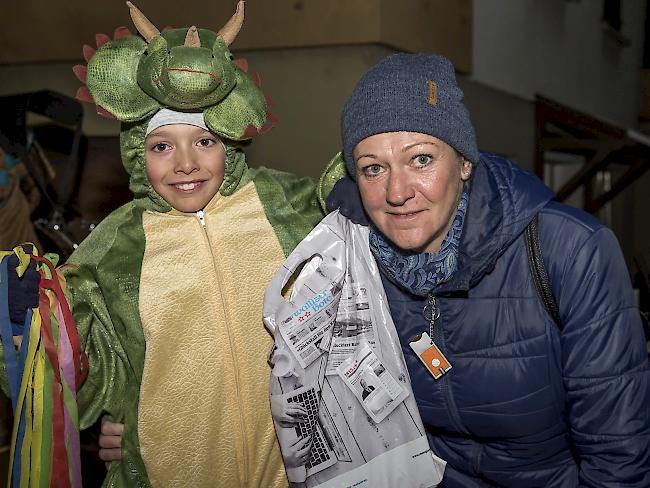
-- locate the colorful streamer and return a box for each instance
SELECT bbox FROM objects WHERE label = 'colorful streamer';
[0,246,88,488]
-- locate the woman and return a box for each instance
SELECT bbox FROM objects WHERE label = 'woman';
[98,53,650,486]
[331,53,650,487]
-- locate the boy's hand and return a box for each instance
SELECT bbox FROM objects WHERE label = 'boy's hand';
[99,417,124,470]
[8,252,40,325]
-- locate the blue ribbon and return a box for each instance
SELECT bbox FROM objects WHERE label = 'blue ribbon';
[0,257,20,408]
[1,256,37,488]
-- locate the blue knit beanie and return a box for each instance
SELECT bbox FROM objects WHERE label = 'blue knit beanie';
[341,53,479,178]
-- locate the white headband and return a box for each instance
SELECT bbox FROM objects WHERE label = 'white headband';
[146,109,209,136]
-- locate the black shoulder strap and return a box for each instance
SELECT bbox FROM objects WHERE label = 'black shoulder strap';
[524,214,562,329]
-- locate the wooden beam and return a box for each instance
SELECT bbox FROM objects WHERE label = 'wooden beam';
[555,142,625,202]
[535,95,626,140]
[586,157,650,213]
[538,137,617,153]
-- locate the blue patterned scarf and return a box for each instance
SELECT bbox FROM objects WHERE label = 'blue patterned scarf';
[369,187,469,297]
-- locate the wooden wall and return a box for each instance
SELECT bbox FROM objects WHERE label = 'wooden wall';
[1,0,472,73]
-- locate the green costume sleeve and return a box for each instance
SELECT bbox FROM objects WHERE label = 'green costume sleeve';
[64,203,143,427]
[251,167,321,256]
[251,152,347,257]
[317,152,349,211]
[63,202,151,487]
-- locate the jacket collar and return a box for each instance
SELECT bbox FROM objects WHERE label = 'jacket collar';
[435,152,555,293]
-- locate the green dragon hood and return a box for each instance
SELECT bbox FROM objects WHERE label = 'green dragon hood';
[74,1,274,211]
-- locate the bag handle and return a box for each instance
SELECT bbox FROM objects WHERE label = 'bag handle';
[262,251,313,334]
[263,213,348,334]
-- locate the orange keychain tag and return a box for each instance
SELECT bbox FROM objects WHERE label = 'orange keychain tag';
[409,332,452,380]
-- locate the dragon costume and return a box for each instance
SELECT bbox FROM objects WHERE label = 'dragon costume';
[3,2,345,487]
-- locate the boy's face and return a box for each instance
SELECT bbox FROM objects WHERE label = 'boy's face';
[145,124,226,213]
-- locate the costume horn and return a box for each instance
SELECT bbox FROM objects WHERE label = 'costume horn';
[217,1,244,46]
[184,26,201,47]
[126,1,160,42]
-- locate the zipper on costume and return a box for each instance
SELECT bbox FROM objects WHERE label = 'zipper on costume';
[196,209,206,227]
[198,212,249,483]
[426,292,469,436]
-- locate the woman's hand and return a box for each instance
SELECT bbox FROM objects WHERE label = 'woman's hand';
[98,417,124,470]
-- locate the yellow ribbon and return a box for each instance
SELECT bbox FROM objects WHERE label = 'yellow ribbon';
[0,243,39,277]
[7,300,42,487]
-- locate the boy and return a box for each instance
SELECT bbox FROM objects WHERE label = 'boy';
[6,2,342,486]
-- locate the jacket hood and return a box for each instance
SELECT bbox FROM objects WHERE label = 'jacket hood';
[437,152,555,293]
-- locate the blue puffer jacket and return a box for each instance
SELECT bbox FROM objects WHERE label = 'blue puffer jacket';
[381,153,650,487]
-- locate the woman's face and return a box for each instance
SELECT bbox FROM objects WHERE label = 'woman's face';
[354,132,472,254]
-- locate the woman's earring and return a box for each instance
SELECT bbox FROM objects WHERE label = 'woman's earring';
[463,161,472,178]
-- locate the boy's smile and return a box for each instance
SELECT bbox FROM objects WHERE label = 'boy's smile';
[145,124,226,213]
[171,180,206,192]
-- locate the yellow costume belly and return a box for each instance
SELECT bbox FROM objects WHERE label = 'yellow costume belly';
[138,182,287,487]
